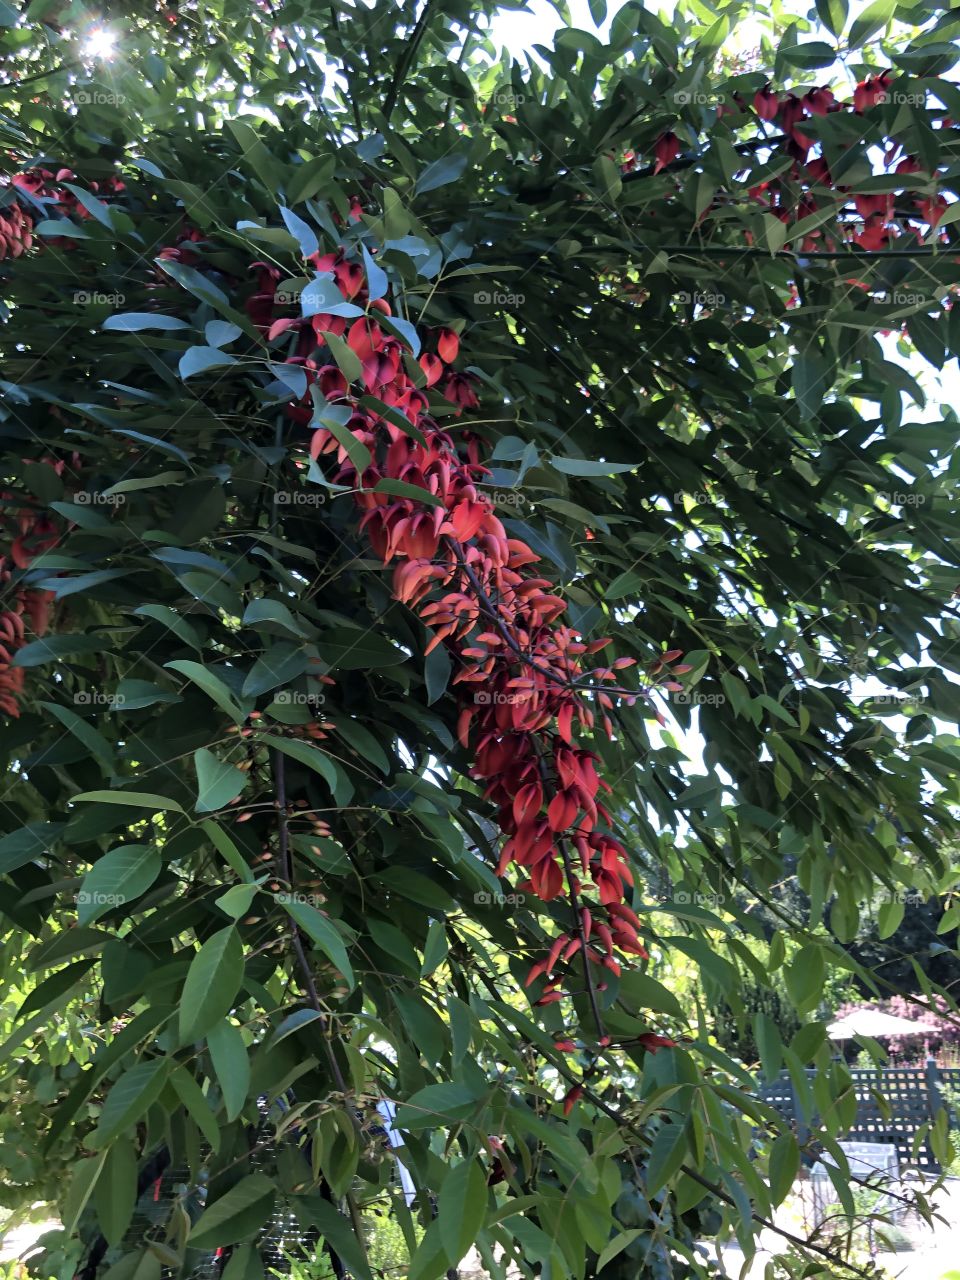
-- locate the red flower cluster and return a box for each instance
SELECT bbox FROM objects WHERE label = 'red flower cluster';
[243,238,681,1024]
[0,468,63,716]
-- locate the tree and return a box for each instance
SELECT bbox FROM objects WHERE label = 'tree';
[2,1,960,1277]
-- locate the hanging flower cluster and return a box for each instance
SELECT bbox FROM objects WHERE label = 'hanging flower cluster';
[0,471,63,717]
[246,239,690,1051]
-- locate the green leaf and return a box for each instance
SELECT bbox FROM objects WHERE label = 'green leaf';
[815,0,847,37]
[95,1138,138,1246]
[617,971,685,1019]
[395,1082,485,1131]
[92,1060,170,1147]
[372,477,444,508]
[550,456,637,476]
[179,927,245,1043]
[71,790,185,814]
[261,734,340,794]
[103,313,190,332]
[220,1245,263,1280]
[207,1019,251,1121]
[769,1132,800,1205]
[280,206,320,258]
[597,1230,644,1272]
[359,394,428,448]
[39,701,117,768]
[242,642,308,697]
[12,633,103,666]
[320,329,364,384]
[438,1160,488,1265]
[415,152,469,195]
[180,345,238,379]
[312,400,372,472]
[292,1196,373,1280]
[166,660,247,724]
[0,823,62,875]
[201,820,255,883]
[316,627,407,671]
[170,1065,221,1151]
[278,896,354,989]
[194,748,248,813]
[188,1174,277,1249]
[77,845,162,924]
[850,0,895,47]
[646,1123,687,1195]
[878,896,905,939]
[134,604,203,649]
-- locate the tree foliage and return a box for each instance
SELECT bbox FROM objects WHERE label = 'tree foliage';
[2,1,960,1277]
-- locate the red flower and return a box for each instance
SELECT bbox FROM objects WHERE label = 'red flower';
[753,84,779,121]
[653,132,680,174]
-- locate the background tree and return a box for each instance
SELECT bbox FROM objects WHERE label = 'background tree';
[2,1,960,1278]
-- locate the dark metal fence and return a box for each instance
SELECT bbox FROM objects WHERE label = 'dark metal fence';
[759,1059,960,1171]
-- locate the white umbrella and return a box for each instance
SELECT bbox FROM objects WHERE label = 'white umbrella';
[827,1009,925,1040]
